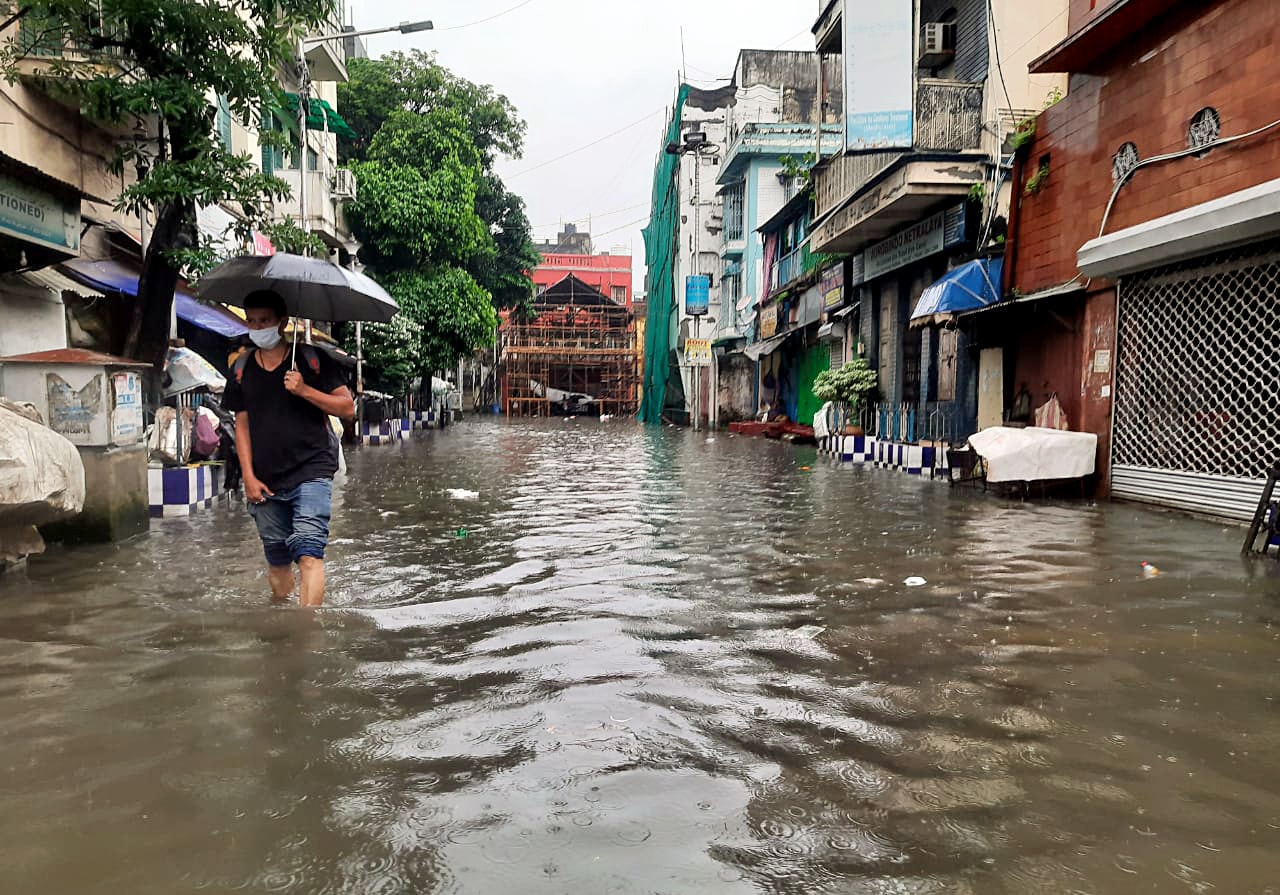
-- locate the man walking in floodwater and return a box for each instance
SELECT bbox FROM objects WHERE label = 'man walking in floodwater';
[222,291,355,606]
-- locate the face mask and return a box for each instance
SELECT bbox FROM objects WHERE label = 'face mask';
[249,327,283,350]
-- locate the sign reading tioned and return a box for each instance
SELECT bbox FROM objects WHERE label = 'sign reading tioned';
[0,173,80,255]
[844,0,914,150]
[684,338,712,366]
[685,275,710,317]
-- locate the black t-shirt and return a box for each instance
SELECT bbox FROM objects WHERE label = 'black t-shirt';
[222,347,345,492]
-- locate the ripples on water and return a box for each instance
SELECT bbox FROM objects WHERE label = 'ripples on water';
[3,419,1280,894]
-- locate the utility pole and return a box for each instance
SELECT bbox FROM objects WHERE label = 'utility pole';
[692,148,701,431]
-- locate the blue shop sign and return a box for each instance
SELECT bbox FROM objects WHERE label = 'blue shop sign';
[0,173,79,255]
[685,275,710,317]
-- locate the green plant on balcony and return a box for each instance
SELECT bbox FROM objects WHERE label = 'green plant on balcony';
[968,182,987,202]
[780,152,817,198]
[1010,117,1037,154]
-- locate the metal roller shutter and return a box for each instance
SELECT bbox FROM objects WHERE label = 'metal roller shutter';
[1112,245,1280,519]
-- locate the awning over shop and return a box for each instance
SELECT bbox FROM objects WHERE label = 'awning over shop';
[280,93,358,140]
[910,258,1003,324]
[0,266,105,300]
[61,259,248,340]
[743,330,794,361]
[956,279,1085,319]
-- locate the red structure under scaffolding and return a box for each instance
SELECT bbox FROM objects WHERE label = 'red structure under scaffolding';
[500,274,639,417]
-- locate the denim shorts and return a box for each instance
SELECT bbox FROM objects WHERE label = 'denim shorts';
[247,479,332,567]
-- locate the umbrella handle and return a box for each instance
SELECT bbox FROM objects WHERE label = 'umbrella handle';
[291,317,298,371]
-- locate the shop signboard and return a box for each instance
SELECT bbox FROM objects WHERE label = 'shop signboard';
[864,203,968,281]
[685,275,710,317]
[821,265,844,309]
[684,338,712,367]
[0,173,79,256]
[760,302,779,339]
[844,0,914,150]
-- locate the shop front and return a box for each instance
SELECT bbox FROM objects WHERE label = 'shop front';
[1077,179,1280,520]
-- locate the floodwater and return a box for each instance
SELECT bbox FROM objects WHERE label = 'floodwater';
[3,419,1280,895]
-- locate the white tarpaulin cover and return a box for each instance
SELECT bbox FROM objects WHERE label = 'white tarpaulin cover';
[0,403,85,560]
[968,426,1098,483]
[164,346,226,397]
[813,401,834,441]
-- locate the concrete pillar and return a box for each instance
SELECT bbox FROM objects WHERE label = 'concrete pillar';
[41,443,148,544]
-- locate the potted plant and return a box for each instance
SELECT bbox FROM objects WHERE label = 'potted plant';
[812,357,878,436]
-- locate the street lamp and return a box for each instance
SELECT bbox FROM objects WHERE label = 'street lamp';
[666,130,719,430]
[295,19,434,238]
[294,18,432,399]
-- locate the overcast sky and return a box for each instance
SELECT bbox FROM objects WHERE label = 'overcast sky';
[351,0,817,295]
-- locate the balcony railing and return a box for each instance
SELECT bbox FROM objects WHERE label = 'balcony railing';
[276,168,354,245]
[814,79,984,218]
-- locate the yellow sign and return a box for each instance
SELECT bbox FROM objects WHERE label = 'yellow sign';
[685,338,712,366]
[760,303,778,339]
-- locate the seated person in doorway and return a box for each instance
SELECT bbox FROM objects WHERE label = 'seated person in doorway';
[222,291,355,607]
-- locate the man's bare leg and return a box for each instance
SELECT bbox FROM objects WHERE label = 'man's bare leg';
[298,556,325,607]
[268,564,295,601]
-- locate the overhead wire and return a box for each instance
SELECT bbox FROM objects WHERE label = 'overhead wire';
[986,0,1016,117]
[505,108,666,179]
[439,0,538,31]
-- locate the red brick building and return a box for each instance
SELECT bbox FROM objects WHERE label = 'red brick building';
[986,0,1280,518]
[531,225,633,309]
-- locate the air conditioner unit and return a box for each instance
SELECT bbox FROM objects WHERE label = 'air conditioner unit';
[332,167,357,200]
[919,22,956,68]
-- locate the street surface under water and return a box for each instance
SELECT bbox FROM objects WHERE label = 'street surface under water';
[3,419,1280,894]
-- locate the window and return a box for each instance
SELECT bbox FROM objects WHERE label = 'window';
[1112,142,1139,185]
[610,286,626,304]
[723,183,745,242]
[1188,107,1220,156]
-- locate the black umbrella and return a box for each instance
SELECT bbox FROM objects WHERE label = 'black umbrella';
[197,253,398,323]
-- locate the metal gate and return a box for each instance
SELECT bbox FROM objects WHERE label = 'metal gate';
[1112,245,1280,519]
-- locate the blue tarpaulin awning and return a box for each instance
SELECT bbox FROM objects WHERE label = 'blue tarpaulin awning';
[61,259,248,340]
[910,258,1004,322]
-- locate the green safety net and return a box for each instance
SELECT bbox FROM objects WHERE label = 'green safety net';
[795,341,831,427]
[638,85,690,424]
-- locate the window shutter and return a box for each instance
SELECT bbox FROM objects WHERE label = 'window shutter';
[216,94,233,151]
[829,339,845,371]
[259,109,274,176]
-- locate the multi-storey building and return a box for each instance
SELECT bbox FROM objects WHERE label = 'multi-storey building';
[993,0,1280,518]
[808,0,1068,441]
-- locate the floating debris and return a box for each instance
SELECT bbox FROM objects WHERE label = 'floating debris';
[904,576,928,587]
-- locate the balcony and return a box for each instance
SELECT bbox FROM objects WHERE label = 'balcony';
[12,15,130,90]
[814,0,842,53]
[275,168,357,249]
[811,79,986,255]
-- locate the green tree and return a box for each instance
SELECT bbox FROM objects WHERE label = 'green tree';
[339,50,537,311]
[1,0,334,367]
[337,50,536,390]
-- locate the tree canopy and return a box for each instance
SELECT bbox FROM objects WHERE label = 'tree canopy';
[1,0,335,367]
[338,51,538,394]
